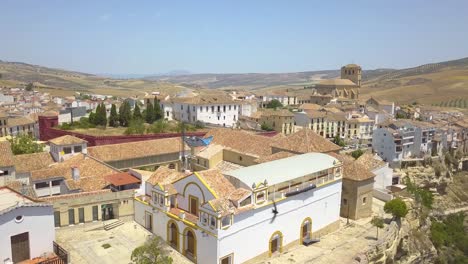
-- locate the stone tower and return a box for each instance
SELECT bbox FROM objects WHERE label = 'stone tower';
[340,64,362,87]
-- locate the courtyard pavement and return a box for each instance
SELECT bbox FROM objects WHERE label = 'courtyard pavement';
[55,221,192,264]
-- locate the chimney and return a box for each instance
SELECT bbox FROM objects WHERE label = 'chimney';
[71,166,80,181]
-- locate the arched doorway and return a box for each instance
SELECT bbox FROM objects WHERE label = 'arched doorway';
[300,217,312,244]
[269,231,283,257]
[167,221,179,251]
[183,228,197,262]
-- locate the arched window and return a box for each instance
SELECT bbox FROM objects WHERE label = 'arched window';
[167,221,179,251]
[183,228,197,261]
[300,217,312,244]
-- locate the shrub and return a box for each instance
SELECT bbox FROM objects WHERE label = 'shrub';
[384,198,408,219]
[351,149,364,159]
[124,119,145,135]
[261,123,274,131]
[266,99,283,109]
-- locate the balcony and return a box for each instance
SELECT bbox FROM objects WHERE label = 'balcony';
[168,207,199,224]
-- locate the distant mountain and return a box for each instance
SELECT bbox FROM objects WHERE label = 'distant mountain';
[360,57,468,104]
[0,61,188,97]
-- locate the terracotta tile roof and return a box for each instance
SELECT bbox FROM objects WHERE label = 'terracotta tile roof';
[40,189,112,201]
[13,152,55,173]
[356,152,386,171]
[196,144,224,159]
[0,141,14,167]
[328,153,375,181]
[196,169,237,198]
[147,166,186,194]
[49,135,87,145]
[38,111,58,117]
[5,180,38,198]
[254,151,296,163]
[104,172,141,186]
[171,95,236,105]
[87,137,184,162]
[30,154,120,192]
[316,79,357,86]
[215,160,244,173]
[7,116,35,128]
[271,129,341,154]
[299,103,322,110]
[205,128,276,158]
[259,109,294,117]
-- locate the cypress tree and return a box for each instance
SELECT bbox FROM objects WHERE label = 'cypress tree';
[146,102,154,124]
[109,104,119,127]
[133,104,142,120]
[94,104,102,126]
[100,103,107,127]
[153,101,162,121]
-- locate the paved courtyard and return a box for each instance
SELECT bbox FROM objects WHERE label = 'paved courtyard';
[55,221,192,264]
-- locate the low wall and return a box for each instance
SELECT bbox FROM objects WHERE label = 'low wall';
[373,189,394,202]
[41,127,206,146]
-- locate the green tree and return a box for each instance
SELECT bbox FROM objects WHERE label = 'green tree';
[266,99,283,109]
[371,216,384,239]
[8,134,44,155]
[109,104,119,127]
[98,103,107,127]
[395,112,406,119]
[333,135,346,147]
[351,149,364,159]
[89,112,96,125]
[261,123,274,131]
[148,119,169,133]
[131,236,173,264]
[384,198,408,219]
[119,101,132,127]
[124,119,145,135]
[25,82,34,91]
[133,104,143,120]
[145,103,154,124]
[153,101,163,121]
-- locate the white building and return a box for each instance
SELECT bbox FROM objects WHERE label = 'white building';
[171,95,241,127]
[0,186,55,264]
[135,153,343,264]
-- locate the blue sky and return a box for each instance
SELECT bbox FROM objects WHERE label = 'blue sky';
[0,0,467,74]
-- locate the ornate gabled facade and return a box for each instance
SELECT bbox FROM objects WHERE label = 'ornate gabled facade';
[135,153,343,264]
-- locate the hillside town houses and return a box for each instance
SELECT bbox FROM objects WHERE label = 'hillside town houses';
[1,65,468,263]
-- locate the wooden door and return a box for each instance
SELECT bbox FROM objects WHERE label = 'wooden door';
[11,232,30,263]
[189,196,198,216]
[270,237,278,253]
[302,222,309,240]
[170,223,178,247]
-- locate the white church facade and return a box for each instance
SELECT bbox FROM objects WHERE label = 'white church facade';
[134,153,343,264]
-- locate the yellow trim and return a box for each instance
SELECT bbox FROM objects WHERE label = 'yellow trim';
[193,172,219,199]
[167,220,180,252]
[206,200,216,211]
[156,183,165,191]
[299,217,312,245]
[183,182,206,202]
[134,197,149,205]
[268,230,283,257]
[188,195,199,216]
[183,227,197,262]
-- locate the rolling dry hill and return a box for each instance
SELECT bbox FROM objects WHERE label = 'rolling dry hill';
[0,60,189,97]
[360,57,468,104]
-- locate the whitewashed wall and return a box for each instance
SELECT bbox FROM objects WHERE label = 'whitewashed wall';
[217,180,342,264]
[0,206,55,262]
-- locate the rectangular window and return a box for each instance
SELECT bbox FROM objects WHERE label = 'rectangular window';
[240,196,252,207]
[35,182,49,189]
[74,145,82,153]
[92,205,99,221]
[362,197,367,205]
[68,209,75,225]
[343,198,348,205]
[210,216,216,228]
[63,147,71,154]
[54,211,61,227]
[78,208,85,223]
[256,192,265,203]
[51,180,61,186]
[221,216,231,228]
[159,195,164,206]
[220,254,233,264]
